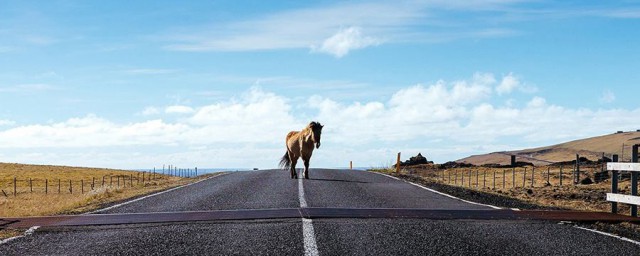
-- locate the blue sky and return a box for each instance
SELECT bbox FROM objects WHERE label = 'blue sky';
[1,0,639,169]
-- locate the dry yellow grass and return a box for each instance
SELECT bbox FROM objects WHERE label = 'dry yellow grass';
[0,162,217,217]
[401,164,632,213]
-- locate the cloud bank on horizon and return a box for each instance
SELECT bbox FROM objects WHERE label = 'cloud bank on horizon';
[1,73,638,169]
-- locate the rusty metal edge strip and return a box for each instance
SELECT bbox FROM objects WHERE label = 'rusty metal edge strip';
[3,208,639,229]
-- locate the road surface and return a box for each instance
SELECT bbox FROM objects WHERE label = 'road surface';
[1,169,638,255]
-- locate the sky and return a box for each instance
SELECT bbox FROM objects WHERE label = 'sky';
[1,0,639,169]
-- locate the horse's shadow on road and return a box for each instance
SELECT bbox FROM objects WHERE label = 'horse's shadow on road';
[307,178,369,184]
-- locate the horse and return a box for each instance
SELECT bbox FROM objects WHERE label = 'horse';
[279,121,324,179]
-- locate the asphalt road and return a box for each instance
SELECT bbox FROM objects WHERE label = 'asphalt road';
[2,169,639,255]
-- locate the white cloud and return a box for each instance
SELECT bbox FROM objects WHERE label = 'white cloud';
[161,1,522,55]
[313,27,380,58]
[141,107,160,116]
[165,105,194,114]
[599,89,615,103]
[163,2,418,53]
[496,73,519,95]
[1,75,639,168]
[527,96,546,108]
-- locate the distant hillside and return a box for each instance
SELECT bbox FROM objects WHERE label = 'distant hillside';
[457,131,640,166]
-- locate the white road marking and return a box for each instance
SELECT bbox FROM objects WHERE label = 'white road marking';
[0,226,39,245]
[88,172,228,214]
[573,226,640,246]
[298,176,319,256]
[373,172,502,209]
[302,218,320,256]
[298,176,308,208]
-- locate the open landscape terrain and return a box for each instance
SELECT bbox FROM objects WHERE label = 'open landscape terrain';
[0,163,206,217]
[458,131,640,166]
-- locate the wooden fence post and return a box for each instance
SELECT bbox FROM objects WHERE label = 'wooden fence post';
[531,166,535,187]
[13,177,16,197]
[58,179,61,194]
[631,144,638,217]
[396,152,401,174]
[483,170,486,188]
[81,180,84,194]
[461,170,464,186]
[559,165,563,186]
[611,154,619,214]
[575,154,580,184]
[547,167,551,185]
[523,167,527,187]
[502,169,506,189]
[92,177,95,190]
[512,168,516,188]
[455,170,458,185]
[492,170,496,189]
[476,170,479,188]
[350,161,353,170]
[45,179,48,194]
[29,178,33,193]
[69,180,72,194]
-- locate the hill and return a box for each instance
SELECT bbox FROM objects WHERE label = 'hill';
[457,130,640,166]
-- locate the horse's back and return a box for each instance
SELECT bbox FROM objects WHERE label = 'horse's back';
[286,131,298,142]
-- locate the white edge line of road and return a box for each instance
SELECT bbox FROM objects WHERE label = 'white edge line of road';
[0,226,39,245]
[87,172,229,214]
[573,226,640,247]
[373,172,503,210]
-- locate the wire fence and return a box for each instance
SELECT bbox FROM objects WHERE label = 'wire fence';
[0,167,199,197]
[404,164,612,191]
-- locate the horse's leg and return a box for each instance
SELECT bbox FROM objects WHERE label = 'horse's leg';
[303,157,310,179]
[290,158,298,179]
[302,159,311,179]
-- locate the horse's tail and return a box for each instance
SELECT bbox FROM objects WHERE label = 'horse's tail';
[279,151,290,170]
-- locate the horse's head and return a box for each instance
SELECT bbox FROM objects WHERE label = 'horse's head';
[309,121,324,149]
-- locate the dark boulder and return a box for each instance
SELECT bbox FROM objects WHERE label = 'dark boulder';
[395,153,434,167]
[580,177,594,185]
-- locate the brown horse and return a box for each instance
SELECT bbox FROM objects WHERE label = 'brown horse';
[279,121,323,179]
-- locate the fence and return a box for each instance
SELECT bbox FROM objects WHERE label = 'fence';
[404,163,611,191]
[0,166,199,198]
[607,144,639,217]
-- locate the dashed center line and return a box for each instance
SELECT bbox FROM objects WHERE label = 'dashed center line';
[299,175,319,256]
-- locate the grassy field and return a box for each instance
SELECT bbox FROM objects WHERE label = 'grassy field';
[0,163,215,217]
[376,164,632,213]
